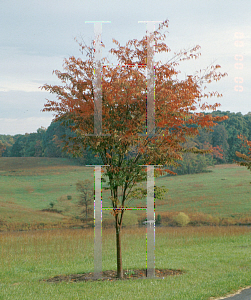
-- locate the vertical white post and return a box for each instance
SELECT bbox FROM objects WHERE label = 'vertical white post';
[138,21,160,136]
[85,21,110,136]
[147,165,155,278]
[86,164,109,280]
[93,22,102,136]
[94,166,102,279]
[146,22,155,137]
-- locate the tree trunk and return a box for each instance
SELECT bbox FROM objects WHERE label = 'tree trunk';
[115,215,123,278]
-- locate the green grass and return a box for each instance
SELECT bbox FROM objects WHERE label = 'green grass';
[0,158,92,224]
[1,158,251,299]
[1,226,251,299]
[156,164,251,217]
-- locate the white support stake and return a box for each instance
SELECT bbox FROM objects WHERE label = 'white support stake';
[138,21,161,137]
[94,165,102,279]
[86,164,109,279]
[147,165,155,278]
[85,21,111,136]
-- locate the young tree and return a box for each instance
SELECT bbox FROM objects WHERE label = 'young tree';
[41,20,227,278]
[76,179,94,220]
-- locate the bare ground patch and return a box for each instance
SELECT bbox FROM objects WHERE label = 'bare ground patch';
[43,268,184,282]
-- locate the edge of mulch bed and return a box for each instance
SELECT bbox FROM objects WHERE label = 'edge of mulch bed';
[42,268,185,283]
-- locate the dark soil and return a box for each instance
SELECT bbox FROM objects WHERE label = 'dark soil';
[43,269,184,282]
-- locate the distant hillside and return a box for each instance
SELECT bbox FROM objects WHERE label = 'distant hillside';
[0,157,90,231]
[0,158,251,231]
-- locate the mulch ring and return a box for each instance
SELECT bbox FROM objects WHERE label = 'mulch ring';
[43,269,184,282]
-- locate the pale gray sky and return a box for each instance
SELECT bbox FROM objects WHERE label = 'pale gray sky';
[0,0,250,135]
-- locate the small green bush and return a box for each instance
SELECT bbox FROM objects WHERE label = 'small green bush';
[156,214,161,225]
[174,212,190,227]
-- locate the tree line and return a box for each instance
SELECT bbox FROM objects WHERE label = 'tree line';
[1,110,251,174]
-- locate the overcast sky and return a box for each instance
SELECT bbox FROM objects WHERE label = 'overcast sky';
[0,0,250,135]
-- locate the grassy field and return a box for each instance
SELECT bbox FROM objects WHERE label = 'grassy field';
[157,164,251,217]
[0,157,251,229]
[1,226,251,299]
[1,158,251,299]
[0,157,91,228]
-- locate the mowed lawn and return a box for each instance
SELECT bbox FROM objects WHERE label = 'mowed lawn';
[0,157,251,226]
[0,226,251,300]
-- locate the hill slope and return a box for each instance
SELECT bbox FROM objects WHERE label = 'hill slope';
[0,158,250,230]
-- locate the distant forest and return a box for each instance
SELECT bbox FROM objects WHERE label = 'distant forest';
[1,111,251,175]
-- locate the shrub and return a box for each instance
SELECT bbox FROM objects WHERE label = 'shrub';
[189,212,220,226]
[174,212,190,227]
[156,214,161,225]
